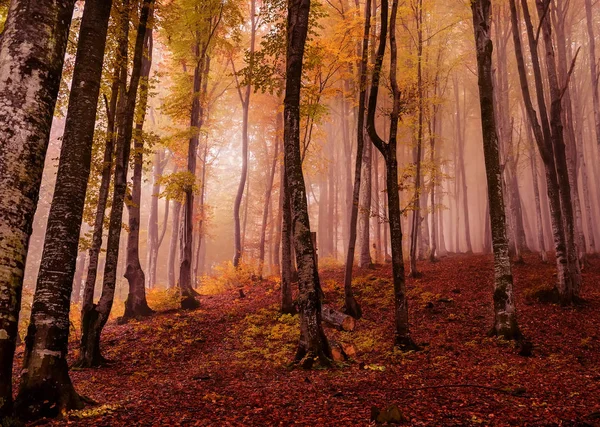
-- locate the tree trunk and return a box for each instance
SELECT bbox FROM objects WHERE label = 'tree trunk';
[454,81,473,254]
[366,0,417,350]
[471,0,520,339]
[11,0,107,419]
[358,131,372,267]
[168,200,182,289]
[584,0,600,157]
[511,0,579,303]
[147,150,170,289]
[536,0,581,303]
[286,0,331,367]
[525,120,547,261]
[72,252,87,304]
[124,12,154,318]
[280,162,295,314]
[77,0,154,368]
[342,0,372,320]
[410,0,424,275]
[178,39,208,309]
[233,0,256,268]
[259,115,281,279]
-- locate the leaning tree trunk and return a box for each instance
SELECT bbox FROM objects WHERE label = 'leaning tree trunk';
[11,0,109,419]
[286,0,331,367]
[77,0,154,368]
[342,0,372,320]
[471,0,520,340]
[0,0,75,420]
[124,15,154,319]
[366,0,418,350]
[78,0,127,368]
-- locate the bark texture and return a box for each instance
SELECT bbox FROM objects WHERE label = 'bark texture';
[78,0,154,368]
[366,0,417,350]
[124,10,154,318]
[11,0,107,419]
[471,0,520,339]
[286,0,331,366]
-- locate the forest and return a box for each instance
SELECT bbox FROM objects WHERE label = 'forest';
[0,0,600,424]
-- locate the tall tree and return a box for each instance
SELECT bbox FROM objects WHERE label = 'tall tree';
[0,0,76,420]
[471,0,520,339]
[77,0,154,367]
[124,6,155,318]
[285,0,331,366]
[178,4,222,309]
[510,0,581,303]
[147,149,171,288]
[342,0,372,320]
[366,0,418,350]
[409,0,425,276]
[584,0,600,158]
[233,0,257,267]
[10,0,109,419]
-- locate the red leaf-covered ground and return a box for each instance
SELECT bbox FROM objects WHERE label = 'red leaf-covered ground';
[15,253,600,426]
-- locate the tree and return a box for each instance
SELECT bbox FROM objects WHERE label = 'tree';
[16,0,113,417]
[285,0,331,367]
[509,0,581,304]
[124,5,155,318]
[147,149,171,288]
[77,0,154,367]
[233,0,258,268]
[342,0,372,320]
[0,0,76,420]
[366,0,418,350]
[470,0,520,339]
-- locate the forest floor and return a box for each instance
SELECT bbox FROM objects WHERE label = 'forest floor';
[13,253,600,426]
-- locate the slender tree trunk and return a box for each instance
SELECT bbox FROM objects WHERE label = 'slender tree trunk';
[454,82,473,253]
[286,0,331,366]
[273,140,283,271]
[178,40,206,309]
[511,0,577,302]
[10,0,107,419]
[72,252,87,304]
[147,150,169,289]
[233,0,256,267]
[328,138,336,257]
[584,0,600,157]
[366,0,417,349]
[410,0,424,275]
[536,0,581,302]
[79,44,122,371]
[259,118,281,279]
[77,0,154,368]
[342,0,372,319]
[168,200,182,289]
[124,12,154,318]
[359,131,372,267]
[471,0,520,339]
[281,161,295,314]
[373,148,381,264]
[525,120,548,261]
